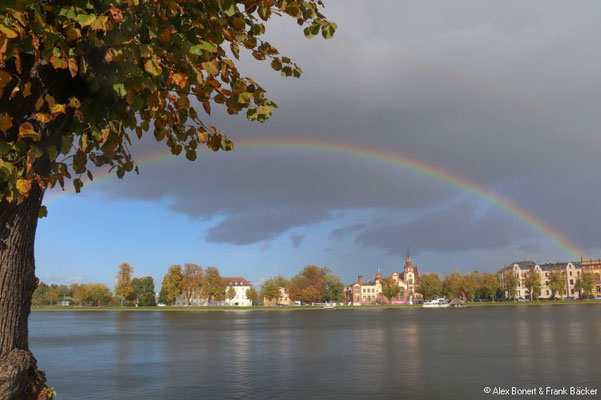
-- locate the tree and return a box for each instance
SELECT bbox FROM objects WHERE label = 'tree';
[245,287,258,306]
[549,271,565,299]
[132,276,156,307]
[115,263,134,306]
[575,271,594,299]
[381,277,400,303]
[71,284,90,306]
[203,267,225,305]
[261,278,282,303]
[226,286,236,303]
[502,270,519,300]
[479,273,500,302]
[524,270,541,301]
[31,282,49,306]
[288,265,326,304]
[180,264,203,305]
[86,284,112,307]
[417,273,442,300]
[0,1,335,396]
[442,270,462,299]
[460,271,479,301]
[159,265,183,305]
[322,268,345,303]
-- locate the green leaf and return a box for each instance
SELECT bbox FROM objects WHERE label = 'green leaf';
[0,142,11,155]
[75,14,97,27]
[190,41,218,54]
[73,151,87,174]
[113,83,126,97]
[38,205,48,219]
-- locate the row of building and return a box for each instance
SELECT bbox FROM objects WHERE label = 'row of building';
[501,259,601,300]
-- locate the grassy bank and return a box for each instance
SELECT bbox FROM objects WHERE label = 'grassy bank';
[31,300,601,312]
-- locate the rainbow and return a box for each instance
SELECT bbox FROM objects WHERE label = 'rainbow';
[44,137,582,258]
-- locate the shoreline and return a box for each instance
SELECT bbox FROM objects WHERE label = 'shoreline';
[30,299,601,312]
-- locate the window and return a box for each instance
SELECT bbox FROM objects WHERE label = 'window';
[546,290,549,295]
[569,271,573,276]
[570,279,574,285]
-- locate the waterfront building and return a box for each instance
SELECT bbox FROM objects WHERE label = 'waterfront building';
[222,277,253,306]
[501,261,581,300]
[345,255,420,305]
[580,259,601,297]
[263,287,292,306]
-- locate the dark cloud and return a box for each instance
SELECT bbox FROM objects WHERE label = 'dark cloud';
[87,1,601,258]
[356,201,533,256]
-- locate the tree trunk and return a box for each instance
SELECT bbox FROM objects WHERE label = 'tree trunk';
[0,185,46,400]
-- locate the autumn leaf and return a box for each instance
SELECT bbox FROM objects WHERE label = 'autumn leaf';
[16,179,32,196]
[0,25,17,39]
[34,113,54,124]
[144,57,162,76]
[18,123,40,141]
[50,104,66,115]
[0,70,11,93]
[0,113,13,132]
[68,57,78,78]
[50,55,68,69]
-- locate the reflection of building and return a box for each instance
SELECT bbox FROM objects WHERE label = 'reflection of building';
[263,287,291,306]
[501,261,581,299]
[223,277,253,306]
[581,259,601,297]
[345,255,421,305]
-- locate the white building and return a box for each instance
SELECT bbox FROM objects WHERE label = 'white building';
[222,277,253,306]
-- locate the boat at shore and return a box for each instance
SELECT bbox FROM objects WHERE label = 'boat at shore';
[323,303,336,309]
[423,298,449,308]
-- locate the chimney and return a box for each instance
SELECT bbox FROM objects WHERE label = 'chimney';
[358,275,364,285]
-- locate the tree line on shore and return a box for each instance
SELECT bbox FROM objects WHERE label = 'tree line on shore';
[33,264,598,307]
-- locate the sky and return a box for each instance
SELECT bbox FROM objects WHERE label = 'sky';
[36,0,601,289]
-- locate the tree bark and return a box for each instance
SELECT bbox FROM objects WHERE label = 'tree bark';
[0,185,46,400]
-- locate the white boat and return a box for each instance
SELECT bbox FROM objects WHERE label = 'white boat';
[323,303,336,309]
[422,298,449,308]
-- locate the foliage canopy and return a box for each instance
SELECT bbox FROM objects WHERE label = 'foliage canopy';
[0,0,335,206]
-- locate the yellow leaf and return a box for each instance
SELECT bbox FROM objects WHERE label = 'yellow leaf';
[144,57,162,76]
[68,57,78,78]
[18,122,40,141]
[0,70,11,93]
[170,73,188,89]
[0,113,12,132]
[16,179,32,196]
[50,104,66,115]
[0,25,18,39]
[23,82,31,97]
[35,96,44,111]
[68,97,81,109]
[34,113,54,124]
[45,94,56,107]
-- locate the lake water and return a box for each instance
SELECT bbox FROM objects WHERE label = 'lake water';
[30,305,601,399]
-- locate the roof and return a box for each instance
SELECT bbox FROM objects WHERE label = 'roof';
[222,277,251,286]
[449,298,464,305]
[539,263,572,271]
[505,261,536,270]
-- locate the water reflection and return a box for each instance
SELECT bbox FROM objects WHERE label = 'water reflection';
[29,306,601,400]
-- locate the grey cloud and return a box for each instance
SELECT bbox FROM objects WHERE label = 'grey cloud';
[356,201,533,256]
[90,0,601,256]
[206,208,328,245]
